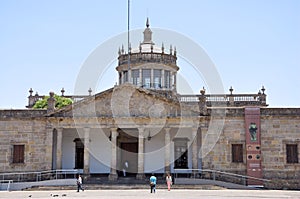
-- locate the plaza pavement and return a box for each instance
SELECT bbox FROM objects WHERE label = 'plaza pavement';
[0,189,299,199]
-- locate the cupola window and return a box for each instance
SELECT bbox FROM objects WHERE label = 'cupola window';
[142,69,151,88]
[164,71,171,89]
[132,69,140,86]
[153,69,162,89]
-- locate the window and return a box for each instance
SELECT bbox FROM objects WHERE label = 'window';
[232,144,243,163]
[142,69,151,88]
[132,69,140,86]
[13,145,25,163]
[153,69,162,89]
[286,144,298,163]
[174,139,188,169]
[123,71,128,82]
[164,71,170,89]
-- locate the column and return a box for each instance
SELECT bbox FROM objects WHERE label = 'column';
[170,72,174,90]
[161,70,165,89]
[136,128,145,179]
[139,69,142,87]
[109,128,118,181]
[46,125,54,170]
[83,128,90,176]
[173,73,177,92]
[150,69,154,89]
[118,72,122,85]
[56,128,63,170]
[121,72,124,84]
[200,127,209,170]
[128,70,132,84]
[191,128,198,175]
[164,128,171,174]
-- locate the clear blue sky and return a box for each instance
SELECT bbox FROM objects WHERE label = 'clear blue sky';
[0,0,299,108]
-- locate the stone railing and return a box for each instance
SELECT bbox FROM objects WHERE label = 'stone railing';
[26,88,92,108]
[118,52,177,66]
[27,95,90,108]
[179,93,267,107]
[26,87,267,110]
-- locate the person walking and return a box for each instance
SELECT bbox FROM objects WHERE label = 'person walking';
[76,174,84,192]
[166,173,172,191]
[149,173,157,193]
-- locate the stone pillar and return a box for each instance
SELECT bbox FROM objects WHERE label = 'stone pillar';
[118,72,122,85]
[56,128,63,170]
[200,127,209,169]
[139,69,142,87]
[45,125,54,170]
[83,128,90,177]
[128,70,132,84]
[164,128,171,174]
[191,128,199,176]
[47,92,56,113]
[170,72,174,90]
[199,88,207,116]
[161,70,165,89]
[109,128,118,181]
[136,128,145,180]
[173,73,177,92]
[121,72,124,84]
[150,69,154,89]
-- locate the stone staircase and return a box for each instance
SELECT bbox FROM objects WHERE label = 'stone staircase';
[2,174,259,191]
[25,176,256,191]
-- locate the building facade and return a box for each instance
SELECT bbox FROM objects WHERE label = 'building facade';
[0,20,299,189]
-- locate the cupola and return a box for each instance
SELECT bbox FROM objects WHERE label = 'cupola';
[116,18,179,92]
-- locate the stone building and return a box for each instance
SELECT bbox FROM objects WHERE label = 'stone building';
[0,19,299,189]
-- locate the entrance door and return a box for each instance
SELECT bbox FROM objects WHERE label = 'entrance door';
[120,142,138,176]
[74,138,84,169]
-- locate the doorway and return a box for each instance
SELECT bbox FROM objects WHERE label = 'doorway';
[120,143,138,176]
[118,129,138,176]
[74,138,84,169]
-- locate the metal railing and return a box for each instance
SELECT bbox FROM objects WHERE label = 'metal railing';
[174,169,270,186]
[0,180,13,191]
[0,169,78,183]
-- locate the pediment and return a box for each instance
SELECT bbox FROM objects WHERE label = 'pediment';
[48,83,193,118]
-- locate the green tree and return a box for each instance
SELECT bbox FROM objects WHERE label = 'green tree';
[33,95,73,109]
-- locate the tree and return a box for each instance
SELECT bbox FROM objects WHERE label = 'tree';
[33,95,73,109]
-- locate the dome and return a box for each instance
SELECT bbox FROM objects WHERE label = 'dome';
[116,18,179,93]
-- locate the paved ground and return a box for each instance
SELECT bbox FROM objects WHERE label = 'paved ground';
[0,189,299,199]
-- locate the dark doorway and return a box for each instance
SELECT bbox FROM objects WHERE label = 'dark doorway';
[52,129,57,170]
[74,138,84,169]
[120,142,138,176]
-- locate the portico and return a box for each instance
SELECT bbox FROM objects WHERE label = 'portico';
[50,122,201,181]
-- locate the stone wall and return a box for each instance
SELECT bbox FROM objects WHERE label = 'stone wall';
[202,117,247,173]
[201,108,300,189]
[261,113,300,189]
[0,117,51,173]
[0,104,299,189]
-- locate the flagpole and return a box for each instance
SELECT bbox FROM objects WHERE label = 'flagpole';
[127,0,130,74]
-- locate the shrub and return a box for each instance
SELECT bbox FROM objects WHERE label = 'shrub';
[33,95,73,109]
